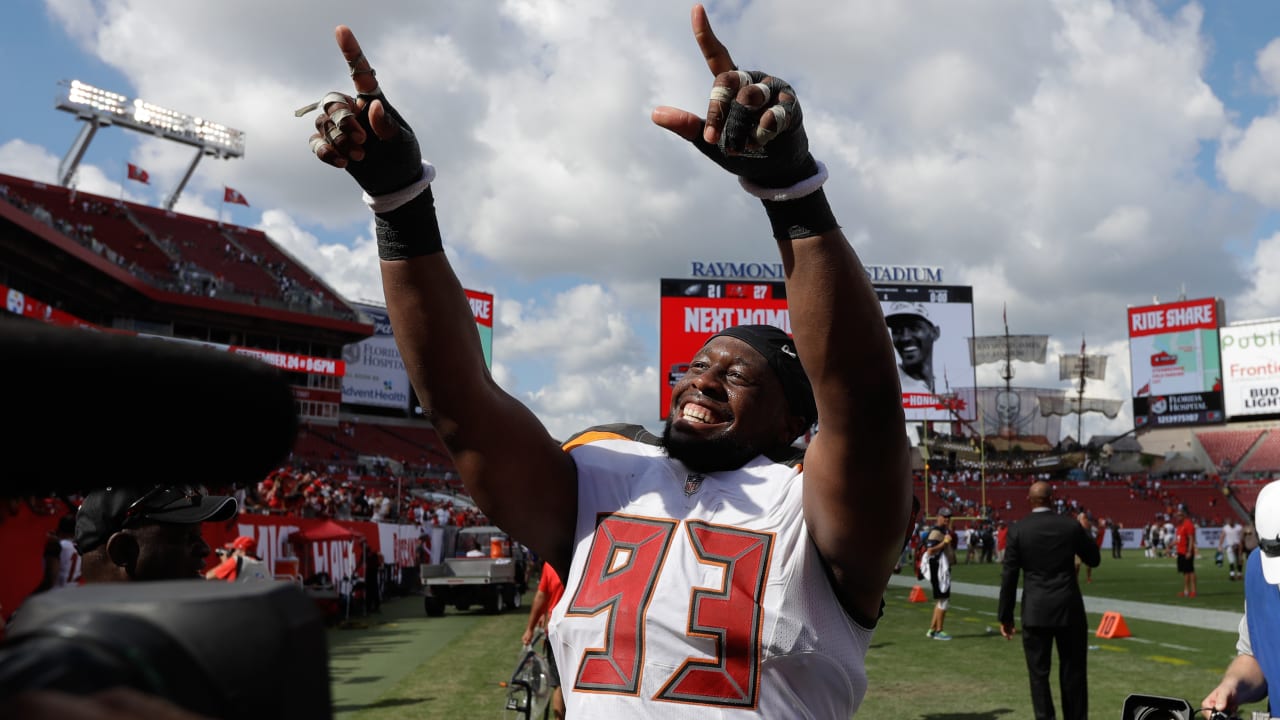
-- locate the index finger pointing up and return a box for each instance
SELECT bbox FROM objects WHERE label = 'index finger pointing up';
[335,25,379,96]
[691,4,735,76]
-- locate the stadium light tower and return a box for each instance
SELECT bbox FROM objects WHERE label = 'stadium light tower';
[55,79,245,210]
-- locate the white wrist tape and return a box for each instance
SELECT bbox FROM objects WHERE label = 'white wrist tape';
[362,161,436,214]
[738,160,828,202]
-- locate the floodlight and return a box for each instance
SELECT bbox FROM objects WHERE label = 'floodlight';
[55,79,245,209]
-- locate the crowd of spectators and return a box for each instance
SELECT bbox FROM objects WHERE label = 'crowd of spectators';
[0,180,352,319]
[916,466,1229,531]
[235,464,486,529]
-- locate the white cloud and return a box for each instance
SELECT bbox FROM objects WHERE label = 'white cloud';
[1255,38,1280,97]
[0,140,58,184]
[19,0,1280,443]
[1231,230,1280,322]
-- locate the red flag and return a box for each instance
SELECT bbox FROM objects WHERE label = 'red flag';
[126,163,150,184]
[223,187,249,206]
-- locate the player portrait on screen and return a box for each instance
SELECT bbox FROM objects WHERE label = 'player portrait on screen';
[885,302,940,395]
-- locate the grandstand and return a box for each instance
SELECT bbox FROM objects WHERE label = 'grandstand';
[913,417,1280,530]
[0,168,461,503]
[1194,428,1265,473]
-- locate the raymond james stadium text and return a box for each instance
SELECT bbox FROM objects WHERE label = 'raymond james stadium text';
[689,261,943,284]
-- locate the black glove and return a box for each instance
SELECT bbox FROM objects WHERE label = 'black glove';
[344,90,425,197]
[691,71,819,189]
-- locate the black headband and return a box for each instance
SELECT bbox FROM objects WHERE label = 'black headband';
[707,325,817,427]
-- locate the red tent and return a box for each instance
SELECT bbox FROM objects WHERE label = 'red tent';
[291,520,360,542]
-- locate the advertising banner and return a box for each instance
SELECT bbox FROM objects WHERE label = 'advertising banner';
[1127,298,1225,428]
[658,280,975,422]
[466,289,494,369]
[343,303,412,409]
[344,293,493,410]
[1221,320,1280,418]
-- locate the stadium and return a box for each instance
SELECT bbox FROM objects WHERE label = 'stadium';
[2,136,1277,720]
[3,5,1280,720]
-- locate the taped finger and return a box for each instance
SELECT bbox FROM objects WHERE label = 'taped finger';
[326,122,345,146]
[347,52,377,78]
[746,82,772,108]
[709,86,733,105]
[309,135,328,158]
[295,91,356,119]
[753,105,790,145]
[320,92,354,113]
[329,106,355,128]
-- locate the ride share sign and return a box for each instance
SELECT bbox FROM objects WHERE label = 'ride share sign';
[1127,297,1225,428]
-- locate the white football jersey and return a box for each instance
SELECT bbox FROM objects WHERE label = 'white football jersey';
[547,430,874,719]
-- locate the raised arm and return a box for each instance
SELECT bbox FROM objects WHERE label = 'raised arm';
[652,5,911,621]
[306,27,577,571]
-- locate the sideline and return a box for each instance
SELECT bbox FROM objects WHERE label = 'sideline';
[885,574,1241,633]
[328,595,487,717]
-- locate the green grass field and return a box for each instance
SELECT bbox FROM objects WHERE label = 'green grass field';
[328,554,1266,719]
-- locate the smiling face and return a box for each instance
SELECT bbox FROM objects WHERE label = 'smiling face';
[661,335,800,472]
[888,316,938,368]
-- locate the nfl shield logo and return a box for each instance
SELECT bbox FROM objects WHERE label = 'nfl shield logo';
[683,473,705,497]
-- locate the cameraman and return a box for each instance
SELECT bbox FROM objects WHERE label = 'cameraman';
[1201,480,1279,719]
[75,485,238,584]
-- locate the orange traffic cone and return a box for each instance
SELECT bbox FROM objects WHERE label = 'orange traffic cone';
[1095,611,1131,639]
[908,585,927,603]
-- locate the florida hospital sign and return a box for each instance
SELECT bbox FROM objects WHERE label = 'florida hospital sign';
[689,261,944,285]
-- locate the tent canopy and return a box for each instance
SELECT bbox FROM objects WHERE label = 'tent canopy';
[291,520,360,543]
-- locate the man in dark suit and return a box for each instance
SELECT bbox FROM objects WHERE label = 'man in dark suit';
[998,481,1101,720]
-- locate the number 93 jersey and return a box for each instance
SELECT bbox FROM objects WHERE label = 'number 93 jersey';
[547,429,875,719]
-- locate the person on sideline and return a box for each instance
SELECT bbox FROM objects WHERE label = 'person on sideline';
[1175,509,1198,598]
[1220,516,1245,582]
[998,481,1101,720]
[205,535,269,583]
[75,485,238,584]
[922,508,956,640]
[1201,480,1280,719]
[303,7,911,716]
[522,564,567,720]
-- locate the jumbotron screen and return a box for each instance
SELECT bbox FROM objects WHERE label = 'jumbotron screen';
[1220,319,1280,419]
[658,280,976,423]
[1127,297,1225,428]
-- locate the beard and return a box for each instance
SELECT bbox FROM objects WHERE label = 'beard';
[661,418,761,473]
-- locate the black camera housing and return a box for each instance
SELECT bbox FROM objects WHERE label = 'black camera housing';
[0,579,331,719]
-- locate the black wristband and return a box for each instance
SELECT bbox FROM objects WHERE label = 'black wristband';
[761,188,839,241]
[375,187,444,261]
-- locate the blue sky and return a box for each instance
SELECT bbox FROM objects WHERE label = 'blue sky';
[5,1,1280,445]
